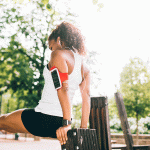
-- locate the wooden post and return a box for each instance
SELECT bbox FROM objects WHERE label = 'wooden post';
[25,133,27,141]
[114,92,134,150]
[15,133,19,140]
[61,129,99,150]
[89,97,112,150]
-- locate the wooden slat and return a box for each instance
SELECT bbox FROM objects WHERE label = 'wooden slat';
[90,97,112,150]
[96,107,102,150]
[104,97,112,150]
[133,145,150,150]
[101,97,111,150]
[87,129,91,150]
[83,129,89,150]
[92,130,100,150]
[112,145,150,150]
[62,95,150,150]
[90,98,101,150]
[61,129,99,150]
[97,99,103,150]
[113,92,150,150]
[114,92,134,150]
[112,145,127,150]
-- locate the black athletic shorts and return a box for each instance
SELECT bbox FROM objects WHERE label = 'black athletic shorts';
[21,109,63,138]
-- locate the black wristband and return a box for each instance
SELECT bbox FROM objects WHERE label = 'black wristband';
[62,119,72,126]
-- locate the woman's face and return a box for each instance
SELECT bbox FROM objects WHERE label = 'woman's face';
[48,37,62,51]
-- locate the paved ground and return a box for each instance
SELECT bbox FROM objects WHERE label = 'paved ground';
[0,134,125,150]
[0,134,61,150]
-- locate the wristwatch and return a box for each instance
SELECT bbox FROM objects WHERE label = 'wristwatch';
[62,119,72,126]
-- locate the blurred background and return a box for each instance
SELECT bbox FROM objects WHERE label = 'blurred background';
[0,0,150,143]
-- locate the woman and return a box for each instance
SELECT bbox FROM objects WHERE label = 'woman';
[0,22,90,145]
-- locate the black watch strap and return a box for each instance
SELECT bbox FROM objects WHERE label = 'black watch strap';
[62,119,72,126]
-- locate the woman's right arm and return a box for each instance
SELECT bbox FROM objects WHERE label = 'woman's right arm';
[79,63,91,128]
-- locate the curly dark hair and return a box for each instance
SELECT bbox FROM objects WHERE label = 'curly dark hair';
[48,21,86,56]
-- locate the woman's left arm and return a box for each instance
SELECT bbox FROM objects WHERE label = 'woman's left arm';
[50,50,71,145]
[56,81,72,145]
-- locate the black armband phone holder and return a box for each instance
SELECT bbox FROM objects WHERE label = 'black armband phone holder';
[50,66,68,90]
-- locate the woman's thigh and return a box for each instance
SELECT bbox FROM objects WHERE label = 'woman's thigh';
[1,108,63,138]
[21,109,63,138]
[1,109,30,134]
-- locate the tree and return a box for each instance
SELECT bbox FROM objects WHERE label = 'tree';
[72,103,82,128]
[108,96,118,120]
[119,57,150,144]
[0,0,74,112]
[0,0,102,116]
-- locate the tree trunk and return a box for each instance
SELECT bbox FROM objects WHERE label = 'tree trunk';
[0,95,2,115]
[136,113,139,145]
[6,99,10,113]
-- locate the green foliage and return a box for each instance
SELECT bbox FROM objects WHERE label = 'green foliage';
[108,96,118,120]
[119,57,150,136]
[141,116,150,130]
[110,117,150,134]
[46,3,52,10]
[72,103,82,128]
[12,0,24,4]
[1,90,25,114]
[110,116,122,131]
[0,0,74,113]
[0,35,38,109]
[0,0,100,115]
[120,57,150,119]
[41,0,49,5]
[129,117,149,134]
[12,0,49,5]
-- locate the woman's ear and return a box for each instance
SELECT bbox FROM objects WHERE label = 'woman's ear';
[57,37,65,49]
[57,37,61,45]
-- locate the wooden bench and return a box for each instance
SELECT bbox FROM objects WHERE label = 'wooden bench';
[89,96,112,150]
[113,92,150,150]
[89,95,150,150]
[62,94,150,150]
[61,96,111,150]
[61,128,99,150]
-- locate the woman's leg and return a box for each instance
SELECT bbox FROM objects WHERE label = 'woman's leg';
[0,109,30,134]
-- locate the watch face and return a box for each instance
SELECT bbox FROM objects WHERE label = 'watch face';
[63,120,72,126]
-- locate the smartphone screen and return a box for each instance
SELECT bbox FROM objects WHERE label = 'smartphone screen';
[51,69,61,89]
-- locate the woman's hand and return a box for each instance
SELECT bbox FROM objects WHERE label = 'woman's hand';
[56,125,71,145]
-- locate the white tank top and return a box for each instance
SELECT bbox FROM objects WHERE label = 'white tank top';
[34,51,82,117]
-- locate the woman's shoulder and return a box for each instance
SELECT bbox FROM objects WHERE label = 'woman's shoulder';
[50,50,69,73]
[50,50,67,65]
[51,50,64,57]
[51,49,71,58]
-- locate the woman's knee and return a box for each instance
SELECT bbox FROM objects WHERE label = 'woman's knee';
[0,110,25,132]
[0,115,7,128]
[0,115,7,122]
[0,112,18,127]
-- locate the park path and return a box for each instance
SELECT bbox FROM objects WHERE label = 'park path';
[0,134,126,150]
[0,134,61,150]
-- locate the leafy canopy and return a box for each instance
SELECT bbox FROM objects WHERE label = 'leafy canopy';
[0,0,74,111]
[120,57,150,119]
